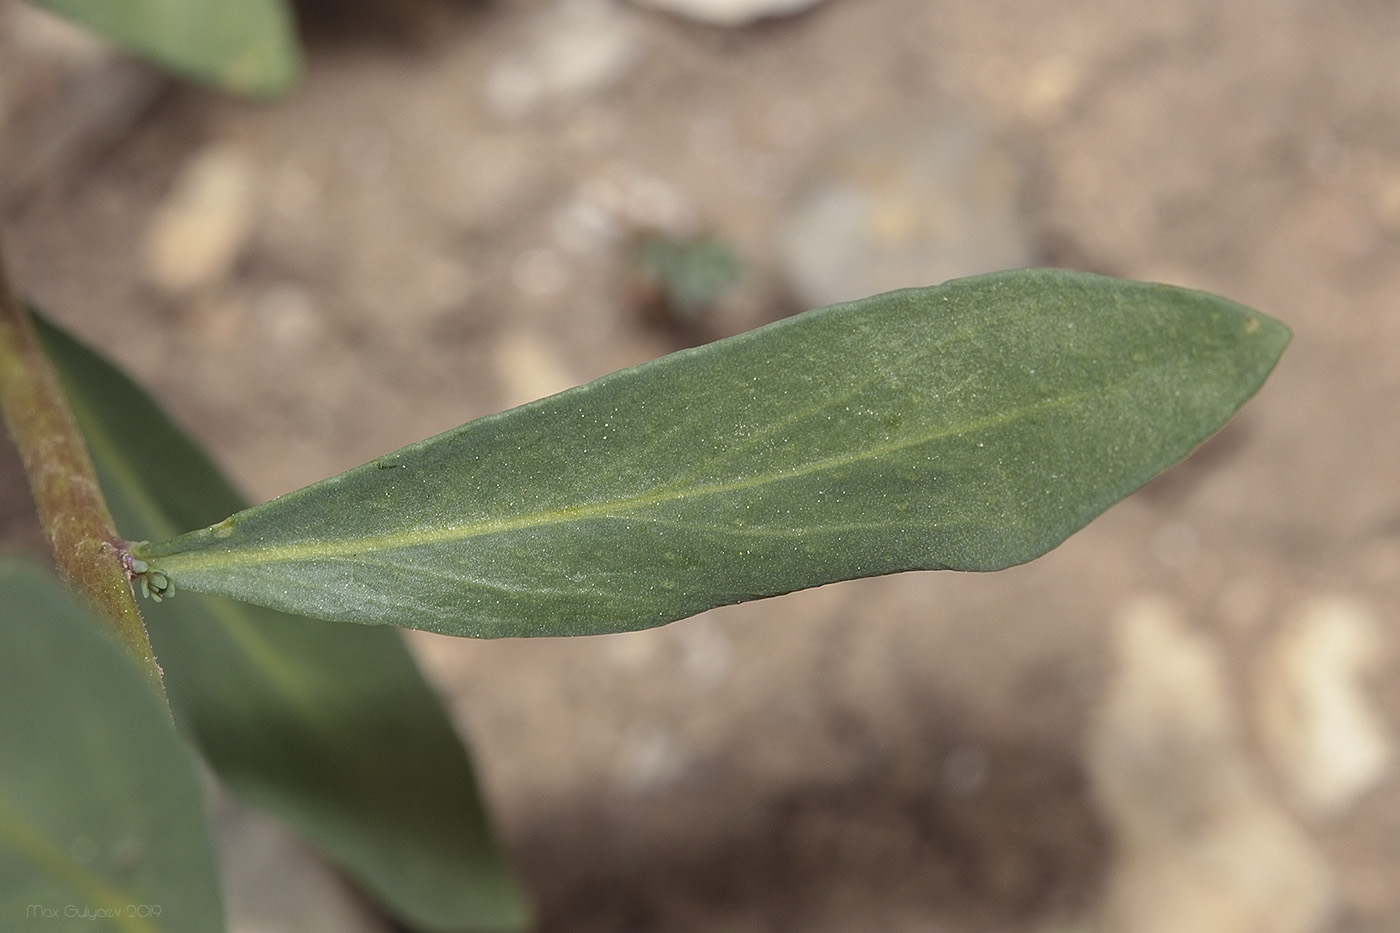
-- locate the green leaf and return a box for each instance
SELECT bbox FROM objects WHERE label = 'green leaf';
[27,0,301,97]
[0,560,223,932]
[136,269,1289,638]
[34,315,531,933]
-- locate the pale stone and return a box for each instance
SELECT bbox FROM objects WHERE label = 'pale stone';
[485,0,640,118]
[144,145,257,294]
[629,0,829,27]
[1020,54,1085,124]
[4,1,110,62]
[1088,598,1332,933]
[1256,596,1391,818]
[620,724,686,791]
[492,331,578,408]
[1376,169,1400,230]
[254,284,322,358]
[0,5,164,204]
[778,116,1034,309]
[673,615,732,691]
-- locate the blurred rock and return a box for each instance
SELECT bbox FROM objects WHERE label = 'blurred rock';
[1019,54,1086,125]
[485,0,641,119]
[254,283,325,358]
[1087,598,1332,933]
[144,144,257,295]
[778,116,1036,308]
[2,0,109,61]
[620,723,686,791]
[493,330,579,407]
[673,614,732,691]
[1256,596,1390,818]
[563,168,696,245]
[0,3,165,207]
[629,0,828,26]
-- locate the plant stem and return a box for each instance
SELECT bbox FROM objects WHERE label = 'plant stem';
[0,239,165,698]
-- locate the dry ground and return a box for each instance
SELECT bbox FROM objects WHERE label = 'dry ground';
[3,0,1399,930]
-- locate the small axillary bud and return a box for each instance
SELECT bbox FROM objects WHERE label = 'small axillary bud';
[119,545,175,602]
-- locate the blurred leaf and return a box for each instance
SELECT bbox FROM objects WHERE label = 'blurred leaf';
[27,0,301,97]
[134,270,1289,637]
[0,559,223,931]
[35,314,531,933]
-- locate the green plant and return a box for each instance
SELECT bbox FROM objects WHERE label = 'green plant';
[1,6,1291,932]
[2,246,1287,931]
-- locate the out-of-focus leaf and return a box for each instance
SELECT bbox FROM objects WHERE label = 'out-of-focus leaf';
[0,559,223,932]
[27,0,301,97]
[35,314,531,933]
[135,270,1289,638]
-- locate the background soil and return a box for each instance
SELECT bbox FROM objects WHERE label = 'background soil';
[3,0,1399,930]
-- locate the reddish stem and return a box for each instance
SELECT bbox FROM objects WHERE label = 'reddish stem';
[0,241,165,697]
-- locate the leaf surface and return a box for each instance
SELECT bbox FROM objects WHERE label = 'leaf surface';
[0,560,223,932]
[35,315,531,933]
[137,270,1289,637]
[28,0,300,97]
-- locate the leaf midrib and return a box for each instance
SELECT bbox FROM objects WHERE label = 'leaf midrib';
[149,387,1097,574]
